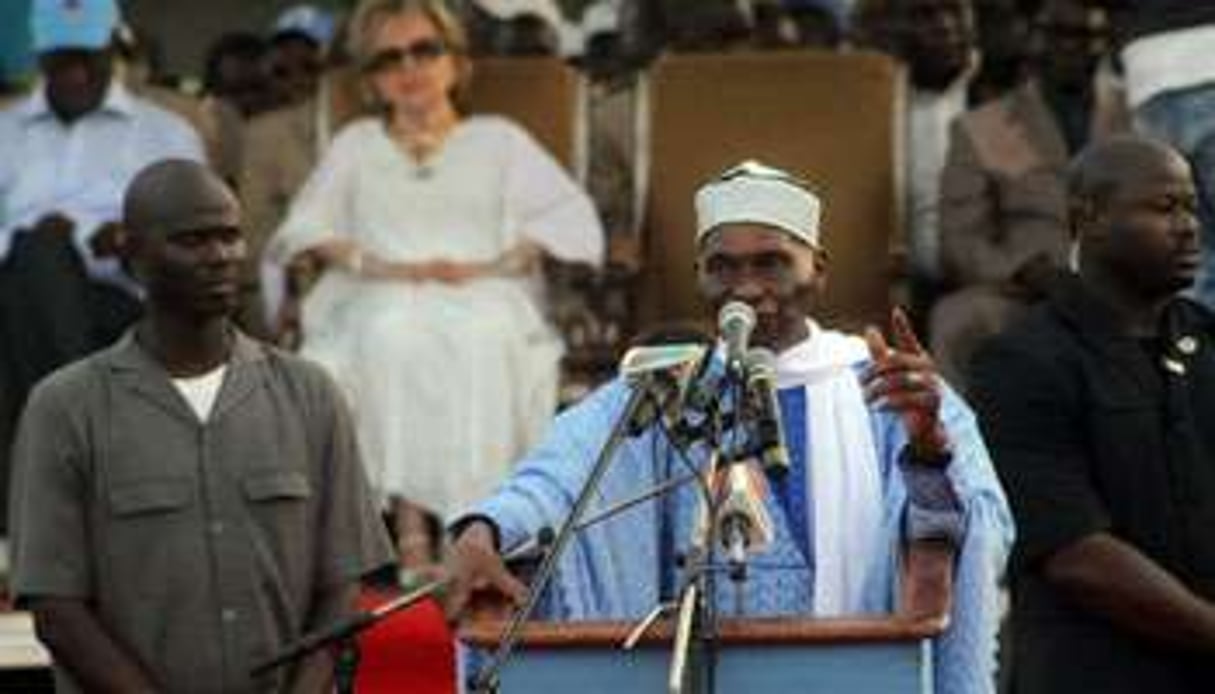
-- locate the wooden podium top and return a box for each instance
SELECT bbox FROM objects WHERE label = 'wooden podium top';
[461,612,948,650]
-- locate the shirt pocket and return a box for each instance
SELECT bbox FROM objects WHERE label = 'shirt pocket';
[104,478,196,600]
[241,470,314,578]
[242,469,312,503]
[1088,388,1159,451]
[108,478,193,517]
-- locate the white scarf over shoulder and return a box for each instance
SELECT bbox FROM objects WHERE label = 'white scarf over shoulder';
[775,321,884,615]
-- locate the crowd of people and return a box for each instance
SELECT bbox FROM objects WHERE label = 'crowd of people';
[1,0,1214,692]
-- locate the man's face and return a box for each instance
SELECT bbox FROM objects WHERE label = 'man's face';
[215,53,273,117]
[134,225,247,318]
[267,35,322,107]
[696,223,825,350]
[1035,0,1109,91]
[40,48,113,123]
[1089,152,1201,299]
[897,0,975,91]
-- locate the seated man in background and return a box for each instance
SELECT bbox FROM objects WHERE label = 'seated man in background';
[853,0,979,333]
[240,4,359,339]
[971,135,1215,692]
[931,0,1126,392]
[0,0,203,532]
[445,161,1013,694]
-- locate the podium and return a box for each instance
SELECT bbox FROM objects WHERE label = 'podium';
[461,544,952,693]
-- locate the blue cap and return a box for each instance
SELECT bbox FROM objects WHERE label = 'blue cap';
[31,0,120,53]
[272,4,336,47]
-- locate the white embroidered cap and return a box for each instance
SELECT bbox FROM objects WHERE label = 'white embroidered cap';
[694,160,821,248]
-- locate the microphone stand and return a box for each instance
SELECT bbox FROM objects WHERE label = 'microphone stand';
[656,371,752,694]
[666,449,723,694]
[471,383,657,693]
[249,536,553,691]
[249,577,446,692]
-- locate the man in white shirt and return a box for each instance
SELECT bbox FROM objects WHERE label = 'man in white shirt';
[0,0,203,532]
[855,0,978,331]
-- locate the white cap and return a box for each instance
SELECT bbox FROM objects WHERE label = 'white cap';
[272,4,336,47]
[694,160,821,248]
[582,1,620,38]
[476,0,564,25]
[31,0,119,53]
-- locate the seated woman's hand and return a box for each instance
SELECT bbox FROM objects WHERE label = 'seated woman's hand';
[427,259,489,284]
[273,296,303,349]
[308,238,361,272]
[368,259,487,284]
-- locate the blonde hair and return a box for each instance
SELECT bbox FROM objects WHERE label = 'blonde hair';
[348,0,472,108]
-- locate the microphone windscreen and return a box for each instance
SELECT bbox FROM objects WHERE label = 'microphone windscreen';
[718,301,757,362]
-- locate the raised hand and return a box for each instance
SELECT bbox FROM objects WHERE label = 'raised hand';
[861,307,951,464]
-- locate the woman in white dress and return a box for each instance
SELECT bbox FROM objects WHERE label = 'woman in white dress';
[265,0,603,569]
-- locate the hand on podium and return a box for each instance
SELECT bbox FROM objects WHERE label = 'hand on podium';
[444,520,529,623]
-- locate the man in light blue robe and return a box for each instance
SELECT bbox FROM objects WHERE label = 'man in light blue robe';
[446,161,1013,694]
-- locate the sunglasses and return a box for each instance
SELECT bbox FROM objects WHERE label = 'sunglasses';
[363,39,449,73]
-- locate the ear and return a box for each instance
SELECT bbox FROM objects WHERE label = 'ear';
[693,253,714,295]
[124,234,151,283]
[1069,195,1099,241]
[810,247,829,294]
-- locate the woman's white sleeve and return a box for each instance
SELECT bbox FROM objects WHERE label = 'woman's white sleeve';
[502,120,605,267]
[263,127,359,266]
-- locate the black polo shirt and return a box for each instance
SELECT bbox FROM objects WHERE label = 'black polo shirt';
[971,274,1215,693]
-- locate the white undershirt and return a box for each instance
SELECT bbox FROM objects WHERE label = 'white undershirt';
[171,364,228,422]
[907,80,969,280]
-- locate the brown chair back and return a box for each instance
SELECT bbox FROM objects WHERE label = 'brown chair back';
[465,57,581,168]
[640,50,904,332]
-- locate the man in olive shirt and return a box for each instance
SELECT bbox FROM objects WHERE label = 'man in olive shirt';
[8,159,393,693]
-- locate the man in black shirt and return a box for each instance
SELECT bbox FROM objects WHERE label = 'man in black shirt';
[971,134,1215,692]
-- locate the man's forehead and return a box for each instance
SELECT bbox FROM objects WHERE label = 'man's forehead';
[1111,152,1194,196]
[166,223,242,236]
[1112,176,1196,205]
[699,223,809,255]
[124,159,242,238]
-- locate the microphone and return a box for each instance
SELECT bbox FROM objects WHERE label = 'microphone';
[619,342,708,381]
[743,347,791,479]
[714,461,774,583]
[717,301,756,373]
[618,342,711,435]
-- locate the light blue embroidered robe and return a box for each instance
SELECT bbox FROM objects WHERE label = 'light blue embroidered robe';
[467,357,1012,694]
